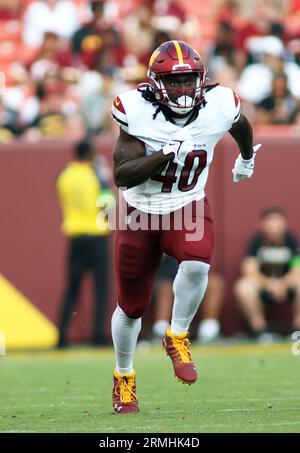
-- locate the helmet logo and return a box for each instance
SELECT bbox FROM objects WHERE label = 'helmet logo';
[172,64,192,71]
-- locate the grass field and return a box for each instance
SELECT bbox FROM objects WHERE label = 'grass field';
[1,342,300,433]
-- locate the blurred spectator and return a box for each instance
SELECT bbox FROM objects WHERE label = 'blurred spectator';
[212,64,239,91]
[78,70,115,134]
[56,139,113,347]
[234,208,300,340]
[27,31,74,79]
[154,0,186,23]
[93,26,127,74]
[284,0,300,40]
[1,64,31,116]
[123,0,193,69]
[72,0,106,69]
[138,29,173,67]
[287,39,300,66]
[73,0,105,48]
[255,72,299,124]
[235,0,287,54]
[0,97,21,143]
[72,1,126,71]
[123,2,156,61]
[237,35,300,103]
[206,21,239,78]
[23,0,80,47]
[152,255,225,343]
[23,73,85,141]
[152,29,173,50]
[0,0,22,20]
[152,0,187,35]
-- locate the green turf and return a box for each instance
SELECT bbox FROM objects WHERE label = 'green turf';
[0,342,300,433]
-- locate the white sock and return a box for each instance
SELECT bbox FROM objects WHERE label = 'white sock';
[171,260,210,334]
[111,305,141,375]
[152,319,169,337]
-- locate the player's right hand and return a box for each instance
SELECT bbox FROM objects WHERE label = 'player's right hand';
[161,132,194,167]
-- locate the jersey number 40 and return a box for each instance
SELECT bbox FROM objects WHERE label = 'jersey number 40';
[151,150,207,193]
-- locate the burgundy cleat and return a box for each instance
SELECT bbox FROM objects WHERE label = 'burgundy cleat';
[162,327,197,384]
[112,369,139,414]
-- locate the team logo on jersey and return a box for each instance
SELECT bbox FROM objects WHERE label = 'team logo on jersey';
[233,91,240,108]
[114,96,126,114]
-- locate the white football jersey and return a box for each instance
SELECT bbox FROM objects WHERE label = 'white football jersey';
[111,85,240,214]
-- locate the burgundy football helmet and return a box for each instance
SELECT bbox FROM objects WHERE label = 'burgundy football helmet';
[148,40,207,114]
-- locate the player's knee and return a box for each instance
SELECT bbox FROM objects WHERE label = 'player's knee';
[118,301,148,319]
[179,260,210,283]
[122,307,145,319]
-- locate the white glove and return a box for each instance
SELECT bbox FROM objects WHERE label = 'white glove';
[161,131,194,167]
[232,144,262,183]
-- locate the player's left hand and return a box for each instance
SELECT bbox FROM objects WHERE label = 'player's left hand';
[232,144,262,183]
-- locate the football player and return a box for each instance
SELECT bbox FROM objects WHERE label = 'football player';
[110,40,261,414]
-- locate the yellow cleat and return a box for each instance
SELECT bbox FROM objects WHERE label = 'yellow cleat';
[112,369,139,414]
[162,326,197,384]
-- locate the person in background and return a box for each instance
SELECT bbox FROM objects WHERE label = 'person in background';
[56,139,113,347]
[206,21,239,79]
[23,0,80,47]
[234,207,300,340]
[0,0,22,20]
[152,255,225,343]
[23,73,85,141]
[0,97,22,143]
[27,31,73,77]
[72,0,107,69]
[255,72,299,125]
[237,36,300,104]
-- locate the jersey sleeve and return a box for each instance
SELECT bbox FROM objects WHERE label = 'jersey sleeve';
[232,91,241,124]
[111,95,129,133]
[212,86,242,131]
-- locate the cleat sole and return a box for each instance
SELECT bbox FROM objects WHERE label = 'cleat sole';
[175,375,195,385]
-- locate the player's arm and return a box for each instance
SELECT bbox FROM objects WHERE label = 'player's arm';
[113,128,173,188]
[228,113,253,160]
